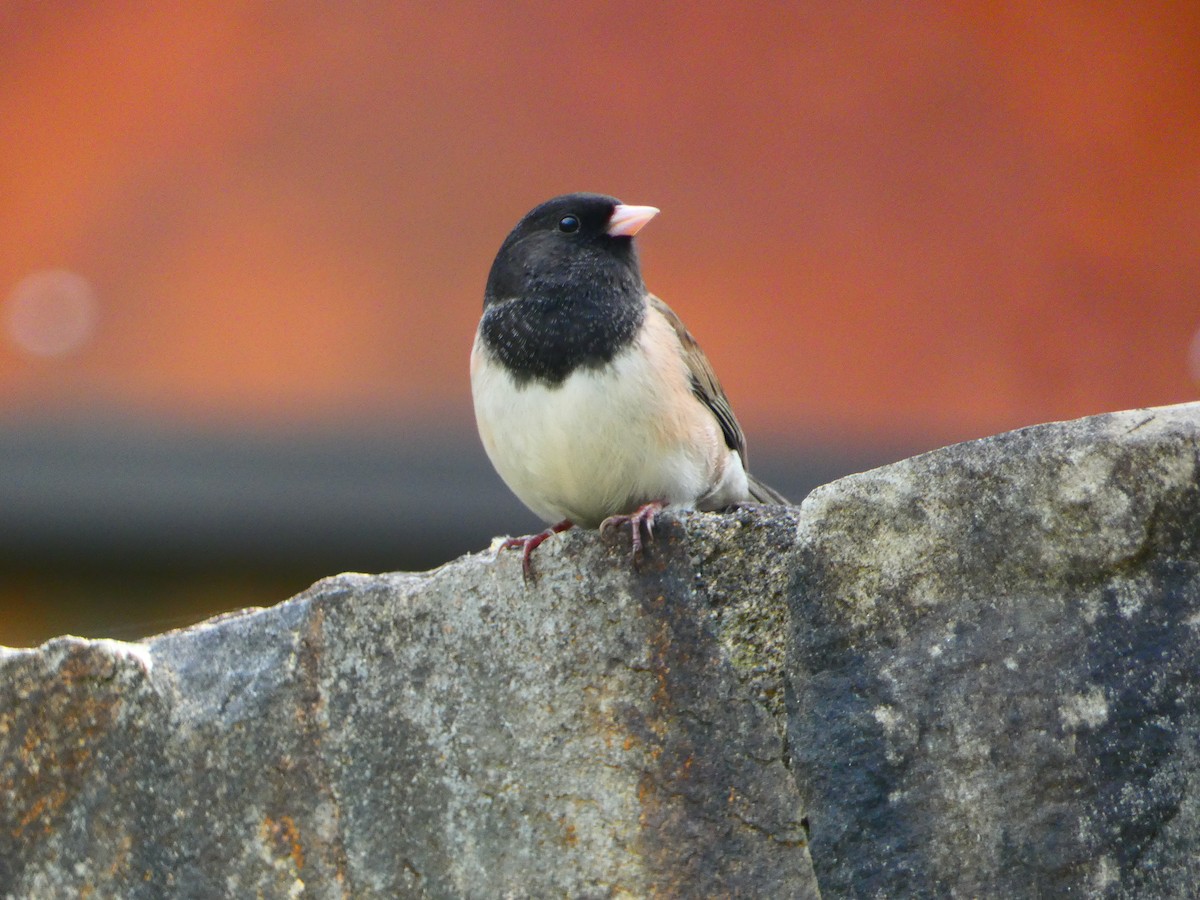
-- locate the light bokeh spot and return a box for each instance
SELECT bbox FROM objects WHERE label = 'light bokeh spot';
[1190,326,1200,387]
[5,269,98,358]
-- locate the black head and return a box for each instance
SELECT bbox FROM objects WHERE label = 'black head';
[484,193,657,309]
[478,193,661,384]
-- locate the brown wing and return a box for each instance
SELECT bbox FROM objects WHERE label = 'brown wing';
[647,294,747,464]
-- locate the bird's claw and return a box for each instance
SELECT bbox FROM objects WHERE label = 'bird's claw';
[500,519,573,582]
[600,500,666,564]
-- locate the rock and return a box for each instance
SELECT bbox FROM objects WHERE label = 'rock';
[788,402,1200,897]
[2,401,1198,897]
[0,511,816,898]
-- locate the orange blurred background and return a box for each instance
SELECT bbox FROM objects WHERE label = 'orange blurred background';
[2,3,1198,645]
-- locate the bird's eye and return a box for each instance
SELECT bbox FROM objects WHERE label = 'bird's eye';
[558,215,580,233]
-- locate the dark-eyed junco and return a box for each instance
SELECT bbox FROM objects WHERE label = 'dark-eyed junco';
[471,192,788,577]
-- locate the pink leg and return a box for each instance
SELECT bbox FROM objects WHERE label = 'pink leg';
[500,519,573,581]
[600,500,667,563]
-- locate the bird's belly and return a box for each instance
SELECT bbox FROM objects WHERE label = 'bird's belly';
[472,341,722,528]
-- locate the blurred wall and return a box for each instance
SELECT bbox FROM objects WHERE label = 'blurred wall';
[1,3,1198,644]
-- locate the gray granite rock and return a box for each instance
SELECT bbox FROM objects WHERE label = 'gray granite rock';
[788,402,1200,898]
[3,402,1198,898]
[0,509,814,898]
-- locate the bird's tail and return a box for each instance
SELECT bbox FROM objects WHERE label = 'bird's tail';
[747,473,790,506]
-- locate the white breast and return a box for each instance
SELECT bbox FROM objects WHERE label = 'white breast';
[470,308,748,528]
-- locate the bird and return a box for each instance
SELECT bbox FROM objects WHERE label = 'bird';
[470,192,788,578]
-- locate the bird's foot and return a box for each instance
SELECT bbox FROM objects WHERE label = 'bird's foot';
[600,500,667,564]
[500,519,573,581]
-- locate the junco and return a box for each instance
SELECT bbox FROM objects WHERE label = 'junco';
[471,192,788,577]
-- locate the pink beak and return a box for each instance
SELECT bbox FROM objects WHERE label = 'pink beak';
[606,204,660,237]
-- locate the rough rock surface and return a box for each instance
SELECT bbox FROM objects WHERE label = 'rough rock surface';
[789,402,1200,897]
[0,511,814,898]
[2,401,1198,898]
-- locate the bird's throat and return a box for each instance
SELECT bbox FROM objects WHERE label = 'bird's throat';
[480,290,645,386]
